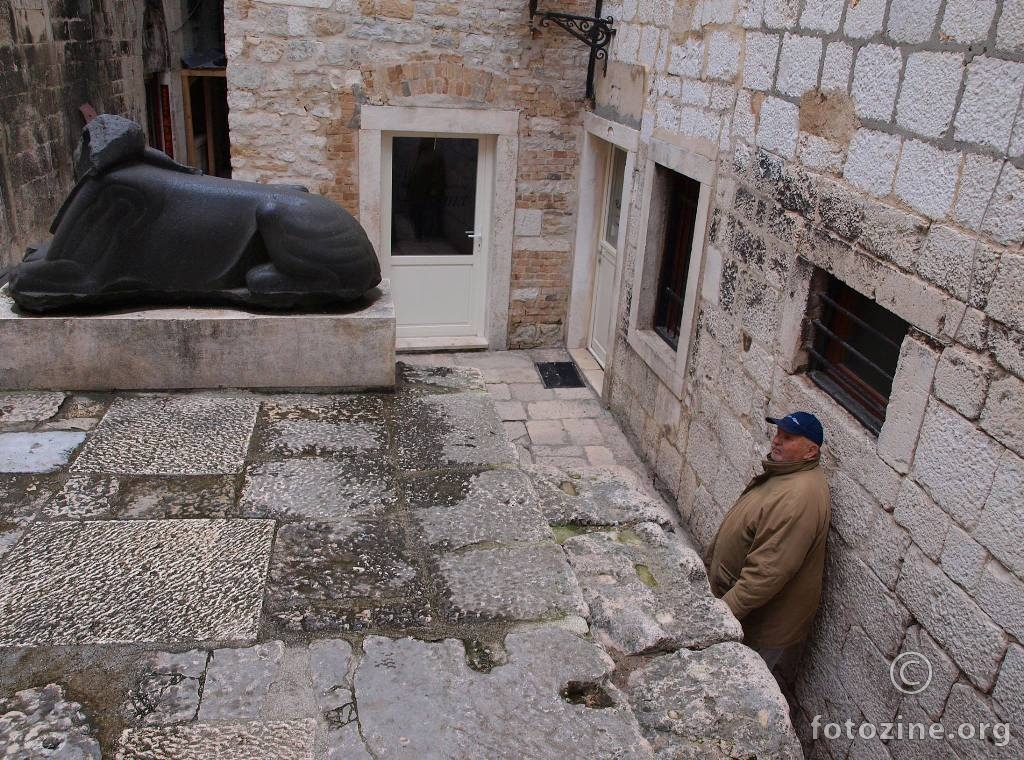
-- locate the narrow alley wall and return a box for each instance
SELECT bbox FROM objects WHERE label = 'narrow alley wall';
[0,0,149,270]
[222,0,592,347]
[599,1,1023,757]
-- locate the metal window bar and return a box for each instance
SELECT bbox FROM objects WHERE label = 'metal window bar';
[808,367,885,435]
[809,318,896,385]
[806,346,888,418]
[810,290,903,351]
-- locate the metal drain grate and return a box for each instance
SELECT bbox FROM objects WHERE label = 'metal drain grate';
[536,361,586,389]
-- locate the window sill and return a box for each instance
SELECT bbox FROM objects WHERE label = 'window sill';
[626,326,686,400]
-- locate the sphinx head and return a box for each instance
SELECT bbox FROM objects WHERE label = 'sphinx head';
[74,114,147,179]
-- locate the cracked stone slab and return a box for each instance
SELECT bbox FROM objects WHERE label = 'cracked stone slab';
[626,642,802,760]
[43,475,121,519]
[355,626,652,759]
[115,720,317,760]
[310,639,373,759]
[396,362,487,395]
[0,392,65,428]
[266,519,431,633]
[0,684,101,758]
[0,474,55,560]
[198,641,316,722]
[239,459,396,521]
[126,650,208,725]
[408,469,550,549]
[0,432,87,473]
[118,476,238,519]
[0,519,274,645]
[438,543,587,622]
[528,465,674,528]
[71,395,259,475]
[563,523,742,655]
[396,392,517,469]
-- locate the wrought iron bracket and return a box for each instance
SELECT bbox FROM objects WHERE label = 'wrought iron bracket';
[529,0,615,100]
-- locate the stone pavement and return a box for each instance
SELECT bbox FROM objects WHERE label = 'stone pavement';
[0,351,801,759]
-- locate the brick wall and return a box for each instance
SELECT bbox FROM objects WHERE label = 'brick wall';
[601,1,1024,757]
[0,0,149,270]
[223,0,592,347]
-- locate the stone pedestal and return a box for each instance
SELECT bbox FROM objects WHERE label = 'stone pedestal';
[0,283,395,391]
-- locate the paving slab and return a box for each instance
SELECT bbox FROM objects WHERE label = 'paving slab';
[310,639,374,760]
[528,465,674,528]
[71,396,258,475]
[407,468,550,549]
[115,719,317,760]
[43,475,121,519]
[254,393,387,457]
[563,522,742,655]
[0,391,65,427]
[239,458,396,521]
[126,649,208,725]
[0,431,87,473]
[266,518,431,634]
[396,362,487,394]
[355,626,653,759]
[118,476,238,519]
[626,642,802,760]
[437,543,588,622]
[0,684,101,759]
[0,519,274,645]
[396,392,517,469]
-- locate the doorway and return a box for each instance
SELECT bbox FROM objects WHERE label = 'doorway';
[382,134,491,341]
[587,145,627,367]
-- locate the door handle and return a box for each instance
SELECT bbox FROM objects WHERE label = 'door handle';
[465,230,481,238]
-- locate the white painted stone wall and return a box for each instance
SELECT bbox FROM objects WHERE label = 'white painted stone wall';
[598,1,1024,757]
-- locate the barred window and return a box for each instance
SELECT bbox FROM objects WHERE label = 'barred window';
[806,273,909,435]
[652,171,701,350]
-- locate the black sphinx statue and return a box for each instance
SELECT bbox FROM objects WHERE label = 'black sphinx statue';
[8,115,382,312]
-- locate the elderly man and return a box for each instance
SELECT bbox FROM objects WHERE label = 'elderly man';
[706,412,832,671]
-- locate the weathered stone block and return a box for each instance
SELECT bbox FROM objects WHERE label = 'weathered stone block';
[851,44,903,122]
[894,480,950,560]
[0,431,86,473]
[975,559,1024,640]
[887,0,942,43]
[895,548,1006,690]
[992,644,1024,727]
[983,164,1024,247]
[763,0,800,29]
[743,31,780,91]
[987,251,1024,332]
[941,0,998,44]
[933,346,990,419]
[939,524,988,593]
[0,685,101,759]
[115,720,318,759]
[843,128,900,196]
[821,40,853,91]
[953,153,1001,231]
[839,625,901,723]
[896,52,963,138]
[777,34,822,97]
[877,337,940,473]
[898,625,960,720]
[912,399,1001,528]
[894,140,960,219]
[916,226,977,301]
[954,57,1024,152]
[972,450,1024,576]
[800,0,843,33]
[843,0,886,38]
[705,29,742,81]
[996,0,1024,53]
[980,374,1024,457]
[757,96,799,159]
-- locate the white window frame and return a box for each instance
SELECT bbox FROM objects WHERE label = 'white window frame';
[627,138,715,399]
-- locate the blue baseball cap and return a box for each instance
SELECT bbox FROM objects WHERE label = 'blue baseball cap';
[766,412,824,446]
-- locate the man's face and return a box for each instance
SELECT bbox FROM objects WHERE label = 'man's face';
[770,429,819,462]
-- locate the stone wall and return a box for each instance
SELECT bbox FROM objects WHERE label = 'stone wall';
[222,0,593,347]
[600,0,1023,757]
[0,0,150,270]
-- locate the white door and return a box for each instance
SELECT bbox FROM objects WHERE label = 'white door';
[588,146,627,367]
[382,134,493,343]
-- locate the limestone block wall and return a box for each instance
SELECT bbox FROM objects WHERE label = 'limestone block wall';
[223,0,594,347]
[0,0,149,270]
[600,0,1024,756]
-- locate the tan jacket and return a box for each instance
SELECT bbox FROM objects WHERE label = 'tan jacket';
[706,457,831,648]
